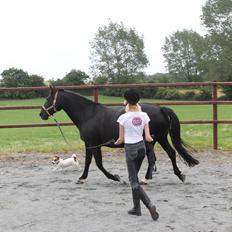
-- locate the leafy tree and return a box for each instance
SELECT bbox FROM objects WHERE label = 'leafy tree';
[1,68,30,87]
[90,20,149,84]
[202,0,232,41]
[48,69,89,86]
[0,68,45,99]
[63,69,89,85]
[145,73,175,83]
[1,68,45,87]
[48,78,65,86]
[201,0,232,98]
[93,76,108,84]
[201,0,232,78]
[29,74,45,86]
[162,30,206,82]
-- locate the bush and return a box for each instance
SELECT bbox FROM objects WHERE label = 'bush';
[136,88,158,99]
[195,88,211,100]
[101,87,158,99]
[155,88,182,100]
[0,90,47,99]
[183,91,196,100]
[101,88,125,97]
[222,86,232,100]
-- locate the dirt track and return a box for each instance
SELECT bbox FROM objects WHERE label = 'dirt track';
[0,151,231,232]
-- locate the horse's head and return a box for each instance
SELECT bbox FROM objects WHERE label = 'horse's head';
[40,86,62,120]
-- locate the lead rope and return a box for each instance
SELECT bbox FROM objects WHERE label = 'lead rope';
[51,116,71,146]
[86,139,115,149]
[51,116,115,149]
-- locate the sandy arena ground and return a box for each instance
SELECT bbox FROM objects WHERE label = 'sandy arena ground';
[0,150,231,232]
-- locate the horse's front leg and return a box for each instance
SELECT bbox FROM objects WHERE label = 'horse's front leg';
[93,147,121,182]
[76,146,93,184]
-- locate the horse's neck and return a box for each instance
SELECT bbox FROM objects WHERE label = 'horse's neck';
[60,92,100,126]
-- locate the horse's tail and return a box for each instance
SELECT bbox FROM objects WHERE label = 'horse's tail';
[161,107,199,167]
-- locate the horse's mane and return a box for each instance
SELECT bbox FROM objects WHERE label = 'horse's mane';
[63,89,100,106]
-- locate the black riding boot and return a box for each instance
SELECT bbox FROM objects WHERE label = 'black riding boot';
[128,189,141,216]
[138,186,159,221]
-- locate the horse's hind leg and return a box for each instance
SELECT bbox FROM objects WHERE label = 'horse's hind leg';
[93,148,121,182]
[76,147,93,184]
[144,141,157,180]
[158,137,186,182]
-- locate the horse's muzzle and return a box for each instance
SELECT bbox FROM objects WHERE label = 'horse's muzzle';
[39,112,49,120]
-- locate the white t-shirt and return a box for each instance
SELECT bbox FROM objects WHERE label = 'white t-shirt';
[117,111,150,144]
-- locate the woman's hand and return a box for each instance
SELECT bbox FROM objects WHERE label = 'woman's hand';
[115,124,124,145]
[144,123,154,142]
[114,138,124,145]
[145,136,153,142]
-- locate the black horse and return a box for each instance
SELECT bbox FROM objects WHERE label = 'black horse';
[40,86,199,183]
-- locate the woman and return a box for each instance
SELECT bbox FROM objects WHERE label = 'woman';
[115,89,159,221]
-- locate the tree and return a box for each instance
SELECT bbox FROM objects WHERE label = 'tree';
[1,68,30,87]
[93,75,108,84]
[90,20,149,84]
[201,0,232,80]
[1,68,45,87]
[48,78,65,86]
[29,74,45,86]
[162,30,206,82]
[145,73,174,83]
[202,0,232,39]
[201,0,232,98]
[0,68,45,99]
[48,69,89,86]
[63,69,89,85]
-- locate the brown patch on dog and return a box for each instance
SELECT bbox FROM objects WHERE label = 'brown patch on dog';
[53,156,60,162]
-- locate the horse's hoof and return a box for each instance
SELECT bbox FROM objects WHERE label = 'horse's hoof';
[179,174,186,183]
[114,174,121,182]
[76,179,85,184]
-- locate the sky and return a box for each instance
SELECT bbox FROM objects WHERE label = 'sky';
[0,0,207,80]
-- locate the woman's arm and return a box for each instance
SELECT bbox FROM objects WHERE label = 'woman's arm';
[115,124,125,145]
[144,123,154,142]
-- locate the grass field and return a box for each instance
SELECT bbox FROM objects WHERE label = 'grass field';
[0,96,232,154]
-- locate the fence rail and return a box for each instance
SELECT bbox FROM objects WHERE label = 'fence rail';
[0,81,232,149]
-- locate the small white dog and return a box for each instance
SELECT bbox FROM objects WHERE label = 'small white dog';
[52,154,81,171]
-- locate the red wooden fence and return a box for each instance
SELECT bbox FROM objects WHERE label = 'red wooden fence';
[0,81,232,149]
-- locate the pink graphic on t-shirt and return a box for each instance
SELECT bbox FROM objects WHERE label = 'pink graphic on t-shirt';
[132,117,142,126]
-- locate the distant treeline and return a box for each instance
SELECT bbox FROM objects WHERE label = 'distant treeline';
[0,67,230,100]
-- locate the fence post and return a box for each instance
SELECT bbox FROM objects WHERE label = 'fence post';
[93,87,99,103]
[212,81,218,149]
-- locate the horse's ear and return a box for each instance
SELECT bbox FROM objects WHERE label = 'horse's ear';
[49,85,56,95]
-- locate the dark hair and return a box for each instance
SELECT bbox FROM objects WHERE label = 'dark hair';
[124,89,140,105]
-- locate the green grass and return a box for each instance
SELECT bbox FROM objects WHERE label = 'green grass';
[0,96,231,154]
